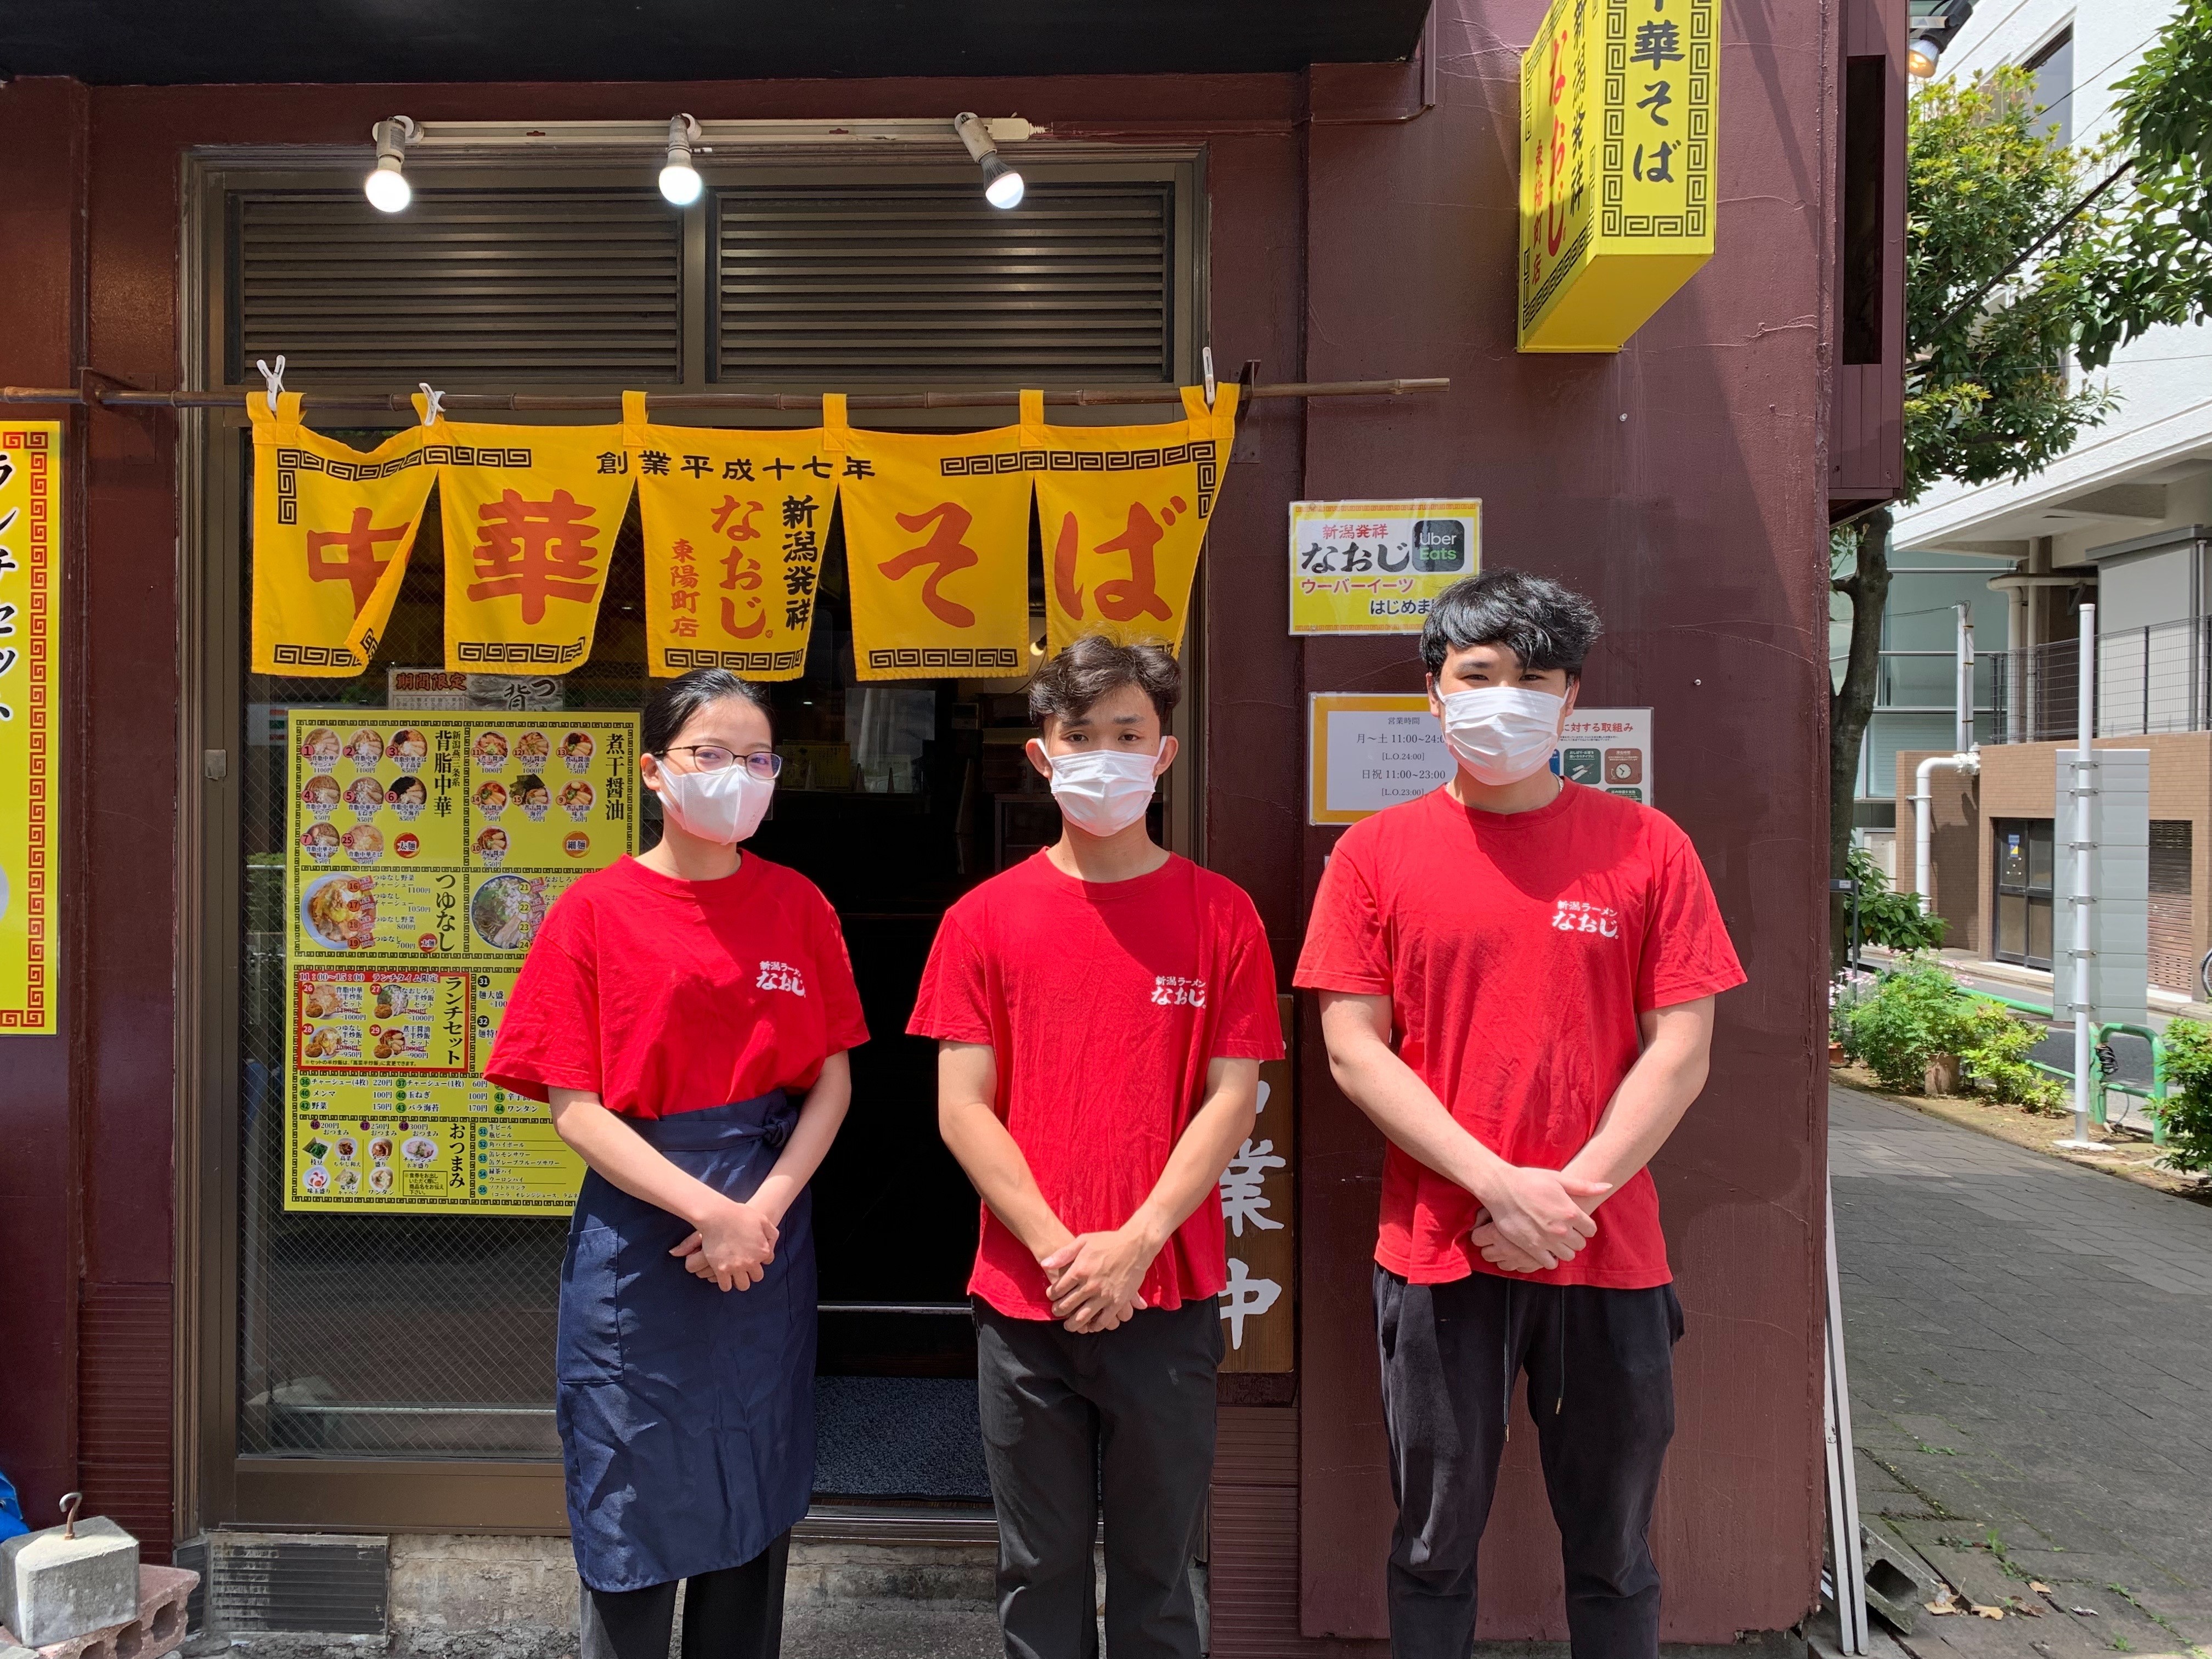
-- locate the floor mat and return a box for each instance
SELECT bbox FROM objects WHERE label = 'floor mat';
[813,1374,992,1499]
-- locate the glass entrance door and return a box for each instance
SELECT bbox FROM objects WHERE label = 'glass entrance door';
[229,437,1165,1506]
[1991,817,2056,970]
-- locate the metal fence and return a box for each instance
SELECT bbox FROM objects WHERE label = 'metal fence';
[1990,616,2212,743]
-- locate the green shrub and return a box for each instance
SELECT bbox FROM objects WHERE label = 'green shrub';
[1843,957,1978,1091]
[2154,1018,2212,1172]
[1843,958,2062,1103]
[1844,846,1948,953]
[1957,1001,2064,1113]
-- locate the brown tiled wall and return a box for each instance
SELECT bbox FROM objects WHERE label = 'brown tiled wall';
[1899,735,2212,984]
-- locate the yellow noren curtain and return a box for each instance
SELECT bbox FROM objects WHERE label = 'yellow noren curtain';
[434,417,637,675]
[250,392,437,676]
[624,392,834,681]
[1036,384,1238,658]
[828,392,1037,683]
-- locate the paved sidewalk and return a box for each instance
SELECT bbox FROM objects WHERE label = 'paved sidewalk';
[1832,1084,2212,1659]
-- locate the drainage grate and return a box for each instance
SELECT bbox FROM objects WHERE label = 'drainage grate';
[172,1538,209,1634]
[209,1534,389,1635]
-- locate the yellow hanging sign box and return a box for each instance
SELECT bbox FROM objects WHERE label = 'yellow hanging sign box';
[1517,0,1718,353]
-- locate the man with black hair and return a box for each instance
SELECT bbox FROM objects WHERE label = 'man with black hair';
[910,635,1284,1659]
[1295,569,1744,1659]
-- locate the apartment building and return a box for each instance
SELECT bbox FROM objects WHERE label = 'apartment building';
[1886,0,2212,995]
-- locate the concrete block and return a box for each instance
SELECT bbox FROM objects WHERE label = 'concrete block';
[0,1520,140,1647]
[1858,1527,1940,1634]
[0,1567,196,1659]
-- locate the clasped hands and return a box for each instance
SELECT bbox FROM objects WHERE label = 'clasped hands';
[1468,1164,1612,1274]
[1039,1223,1160,1334]
[670,1195,779,1291]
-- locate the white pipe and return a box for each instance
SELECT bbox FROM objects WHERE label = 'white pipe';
[1955,603,1977,755]
[2065,604,2100,1147]
[1912,753,1980,915]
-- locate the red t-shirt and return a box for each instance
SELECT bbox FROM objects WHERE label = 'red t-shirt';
[1294,783,1743,1289]
[485,853,869,1117]
[907,851,1285,1319]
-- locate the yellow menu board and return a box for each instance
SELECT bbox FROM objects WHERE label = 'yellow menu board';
[0,422,59,1033]
[284,710,639,1213]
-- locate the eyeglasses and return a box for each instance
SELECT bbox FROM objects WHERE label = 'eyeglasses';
[659,745,784,782]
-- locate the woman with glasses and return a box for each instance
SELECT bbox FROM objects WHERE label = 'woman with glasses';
[486,667,867,1659]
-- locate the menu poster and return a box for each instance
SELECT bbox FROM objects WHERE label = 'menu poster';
[283,711,639,1214]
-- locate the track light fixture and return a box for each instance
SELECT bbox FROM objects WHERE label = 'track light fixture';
[659,114,704,206]
[953,111,1024,210]
[1906,0,1977,77]
[364,116,417,213]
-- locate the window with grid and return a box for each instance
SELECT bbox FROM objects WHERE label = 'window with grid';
[223,160,1197,1464]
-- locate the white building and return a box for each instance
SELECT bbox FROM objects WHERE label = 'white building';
[1881,0,2212,995]
[1898,0,2212,624]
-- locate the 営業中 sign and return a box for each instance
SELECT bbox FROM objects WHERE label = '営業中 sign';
[1289,499,1481,635]
[1218,997,1294,1373]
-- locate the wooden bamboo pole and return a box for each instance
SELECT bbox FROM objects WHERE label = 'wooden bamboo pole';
[1,377,1447,411]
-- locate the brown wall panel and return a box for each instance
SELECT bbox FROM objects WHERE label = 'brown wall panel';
[77,1284,175,1559]
[1212,1407,1304,1659]
[0,74,88,1538]
[1295,0,1830,1643]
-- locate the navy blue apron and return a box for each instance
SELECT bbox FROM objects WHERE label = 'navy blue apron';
[556,1091,814,1593]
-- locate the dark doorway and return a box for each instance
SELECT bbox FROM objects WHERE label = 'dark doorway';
[745,507,1115,1503]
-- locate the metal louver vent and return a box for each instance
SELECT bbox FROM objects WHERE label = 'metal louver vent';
[230,190,683,384]
[716,183,1172,384]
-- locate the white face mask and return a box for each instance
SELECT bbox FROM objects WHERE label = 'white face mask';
[655,761,775,846]
[1439,686,1566,786]
[1045,747,1163,837]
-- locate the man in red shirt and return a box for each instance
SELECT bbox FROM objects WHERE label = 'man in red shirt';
[1296,569,1745,1659]
[910,635,1284,1659]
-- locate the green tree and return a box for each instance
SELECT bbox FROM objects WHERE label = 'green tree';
[1830,68,2117,953]
[2078,0,2212,368]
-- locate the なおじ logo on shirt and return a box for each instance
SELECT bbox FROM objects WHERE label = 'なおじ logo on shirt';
[1152,975,1208,1008]
[757,960,808,996]
[1551,899,1621,939]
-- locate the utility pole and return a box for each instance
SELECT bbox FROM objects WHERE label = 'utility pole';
[2058,603,2101,1149]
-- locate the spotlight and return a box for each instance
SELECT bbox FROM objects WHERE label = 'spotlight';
[953,111,1024,210]
[1907,35,1942,76]
[659,114,703,206]
[365,116,416,213]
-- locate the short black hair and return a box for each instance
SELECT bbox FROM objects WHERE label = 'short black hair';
[1419,568,1602,678]
[640,667,773,754]
[1029,634,1182,727]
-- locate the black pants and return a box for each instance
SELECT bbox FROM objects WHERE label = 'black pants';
[1375,1267,1683,1659]
[973,1296,1221,1659]
[579,1533,791,1659]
